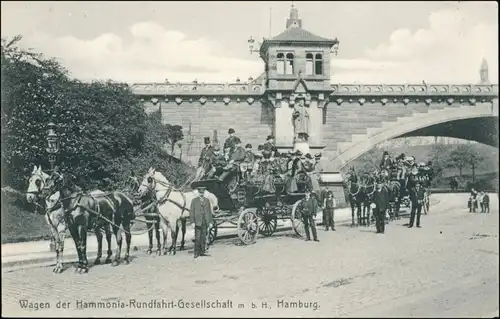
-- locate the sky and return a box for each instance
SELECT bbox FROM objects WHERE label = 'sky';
[1,1,498,84]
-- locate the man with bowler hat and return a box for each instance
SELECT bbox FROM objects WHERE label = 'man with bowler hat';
[190,186,214,258]
[298,189,320,242]
[408,181,425,228]
[372,179,389,234]
[223,128,238,157]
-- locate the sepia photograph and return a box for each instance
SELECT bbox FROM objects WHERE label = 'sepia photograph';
[1,1,498,317]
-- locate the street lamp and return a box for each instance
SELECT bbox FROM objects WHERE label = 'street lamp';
[247,36,261,55]
[46,122,59,253]
[46,122,59,171]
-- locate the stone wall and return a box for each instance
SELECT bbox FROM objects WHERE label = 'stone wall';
[144,100,274,166]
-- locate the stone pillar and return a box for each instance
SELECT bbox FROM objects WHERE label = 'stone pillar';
[274,98,295,147]
[307,100,323,147]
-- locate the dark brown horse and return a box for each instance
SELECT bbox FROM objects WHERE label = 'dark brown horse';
[56,181,135,273]
[346,167,363,227]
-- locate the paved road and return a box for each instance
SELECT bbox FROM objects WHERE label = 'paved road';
[2,193,498,317]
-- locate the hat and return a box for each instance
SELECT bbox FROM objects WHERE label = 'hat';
[197,186,207,191]
[295,150,303,156]
[257,144,264,151]
[234,137,241,144]
[213,145,220,151]
[267,135,274,141]
[204,137,210,144]
[315,153,322,158]
[228,128,235,134]
[396,153,406,160]
[415,181,422,185]
[383,151,389,156]
[262,150,272,159]
[287,150,293,154]
[305,153,313,159]
[245,143,252,149]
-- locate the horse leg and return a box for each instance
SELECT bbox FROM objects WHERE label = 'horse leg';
[169,220,180,255]
[54,225,66,273]
[366,205,371,227]
[350,204,356,227]
[93,226,103,265]
[77,225,88,273]
[122,221,132,265]
[154,218,161,255]
[146,217,154,255]
[161,221,169,256]
[104,225,113,264]
[68,224,82,272]
[356,204,362,227]
[112,224,123,266]
[179,218,187,251]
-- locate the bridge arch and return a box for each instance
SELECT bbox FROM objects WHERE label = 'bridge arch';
[330,101,499,169]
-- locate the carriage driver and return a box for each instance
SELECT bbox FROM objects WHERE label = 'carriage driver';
[379,151,394,171]
[190,186,213,258]
[193,137,214,182]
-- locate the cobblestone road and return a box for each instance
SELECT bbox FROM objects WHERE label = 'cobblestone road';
[2,193,498,317]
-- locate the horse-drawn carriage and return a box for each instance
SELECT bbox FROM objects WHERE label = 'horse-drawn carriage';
[191,170,312,245]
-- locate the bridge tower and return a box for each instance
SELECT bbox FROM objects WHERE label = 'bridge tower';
[258,5,339,154]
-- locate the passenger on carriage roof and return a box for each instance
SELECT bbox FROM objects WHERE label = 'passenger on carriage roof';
[223,128,238,156]
[218,137,245,182]
[263,135,279,158]
[380,151,394,171]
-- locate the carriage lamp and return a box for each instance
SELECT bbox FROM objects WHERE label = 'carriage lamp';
[46,122,59,171]
[331,38,340,56]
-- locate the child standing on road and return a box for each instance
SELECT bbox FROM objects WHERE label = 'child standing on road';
[323,191,336,231]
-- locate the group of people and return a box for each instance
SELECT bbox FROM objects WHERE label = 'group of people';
[193,128,323,196]
[373,151,434,232]
[468,188,490,213]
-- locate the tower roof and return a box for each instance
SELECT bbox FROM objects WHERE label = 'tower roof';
[260,5,338,53]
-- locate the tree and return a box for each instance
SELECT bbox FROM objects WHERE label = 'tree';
[447,145,469,177]
[164,124,183,162]
[2,35,193,190]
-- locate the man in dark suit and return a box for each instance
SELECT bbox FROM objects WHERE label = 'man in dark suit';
[299,189,320,242]
[194,137,214,181]
[219,138,246,183]
[263,135,279,158]
[190,187,214,258]
[372,180,390,234]
[223,128,238,157]
[379,151,394,172]
[408,181,425,228]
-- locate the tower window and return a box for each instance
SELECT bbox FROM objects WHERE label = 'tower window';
[305,53,313,75]
[286,53,294,75]
[315,53,323,75]
[277,53,285,75]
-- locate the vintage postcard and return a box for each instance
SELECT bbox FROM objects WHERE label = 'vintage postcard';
[1,1,498,317]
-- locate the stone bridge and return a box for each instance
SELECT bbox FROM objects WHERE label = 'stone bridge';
[132,82,499,172]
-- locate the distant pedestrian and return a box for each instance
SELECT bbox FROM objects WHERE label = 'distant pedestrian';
[299,189,320,242]
[372,180,389,234]
[323,191,336,231]
[408,181,425,228]
[189,186,214,258]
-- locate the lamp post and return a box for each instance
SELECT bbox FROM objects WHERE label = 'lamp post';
[46,122,60,171]
[247,36,262,55]
[46,122,59,252]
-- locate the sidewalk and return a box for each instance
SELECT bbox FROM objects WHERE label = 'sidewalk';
[1,207,362,268]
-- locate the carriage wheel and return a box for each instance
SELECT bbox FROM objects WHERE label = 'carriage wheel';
[207,222,218,245]
[237,209,259,245]
[291,199,306,237]
[257,206,277,237]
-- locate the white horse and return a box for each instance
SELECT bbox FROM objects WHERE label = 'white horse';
[26,165,67,273]
[137,167,219,255]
